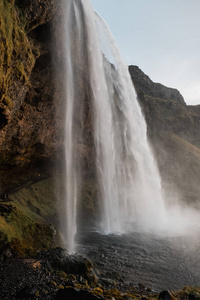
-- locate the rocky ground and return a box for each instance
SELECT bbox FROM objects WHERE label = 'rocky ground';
[0,247,199,300]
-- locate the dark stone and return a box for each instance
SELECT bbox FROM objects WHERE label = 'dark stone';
[0,204,13,216]
[16,285,38,299]
[189,293,200,300]
[55,288,81,300]
[3,248,12,259]
[138,282,145,290]
[0,108,8,128]
[55,288,105,300]
[38,248,97,286]
[158,290,173,300]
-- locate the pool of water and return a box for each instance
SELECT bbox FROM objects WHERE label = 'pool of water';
[77,229,200,292]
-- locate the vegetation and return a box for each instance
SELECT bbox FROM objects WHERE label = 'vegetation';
[0,0,35,111]
[0,178,61,256]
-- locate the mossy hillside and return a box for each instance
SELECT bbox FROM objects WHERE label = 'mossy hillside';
[140,95,194,135]
[0,174,100,255]
[12,177,57,222]
[0,0,35,112]
[0,178,62,256]
[152,131,200,206]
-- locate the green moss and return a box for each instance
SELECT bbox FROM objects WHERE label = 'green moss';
[0,178,62,256]
[0,0,35,110]
[12,178,57,222]
[3,94,14,108]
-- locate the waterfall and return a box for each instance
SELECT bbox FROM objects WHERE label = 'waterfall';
[60,0,168,252]
[58,0,85,253]
[81,1,166,233]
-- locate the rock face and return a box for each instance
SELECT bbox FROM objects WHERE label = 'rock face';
[0,0,58,194]
[0,0,97,253]
[0,0,65,253]
[129,66,200,206]
[129,66,186,105]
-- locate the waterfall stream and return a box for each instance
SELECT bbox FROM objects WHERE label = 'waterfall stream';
[82,1,166,234]
[59,0,200,252]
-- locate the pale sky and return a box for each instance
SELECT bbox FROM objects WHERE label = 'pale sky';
[90,0,200,105]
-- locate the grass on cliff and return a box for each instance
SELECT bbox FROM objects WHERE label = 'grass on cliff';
[12,178,57,222]
[153,131,200,206]
[0,0,35,109]
[0,178,61,256]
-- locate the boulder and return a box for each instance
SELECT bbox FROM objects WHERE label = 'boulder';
[38,248,97,286]
[159,290,175,300]
[56,288,105,300]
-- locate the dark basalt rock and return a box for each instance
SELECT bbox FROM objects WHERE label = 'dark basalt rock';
[189,293,200,300]
[56,288,105,300]
[16,285,38,299]
[38,248,97,286]
[158,290,174,300]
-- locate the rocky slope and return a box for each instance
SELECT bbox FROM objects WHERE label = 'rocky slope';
[1,247,199,300]
[129,66,200,206]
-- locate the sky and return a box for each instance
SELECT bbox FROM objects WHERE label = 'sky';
[90,0,200,105]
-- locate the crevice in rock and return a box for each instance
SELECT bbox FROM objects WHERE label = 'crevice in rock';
[28,22,52,44]
[0,108,8,128]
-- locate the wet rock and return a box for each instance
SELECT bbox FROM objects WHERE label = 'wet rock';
[138,282,145,290]
[55,287,105,300]
[159,290,174,300]
[16,285,38,299]
[38,248,97,286]
[3,248,12,259]
[189,293,200,300]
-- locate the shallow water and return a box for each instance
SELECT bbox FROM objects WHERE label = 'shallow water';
[77,229,200,292]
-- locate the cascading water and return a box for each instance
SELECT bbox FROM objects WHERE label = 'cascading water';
[60,0,166,251]
[82,1,167,234]
[58,0,86,253]
[59,0,199,252]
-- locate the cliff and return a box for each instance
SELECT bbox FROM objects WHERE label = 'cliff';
[0,0,64,254]
[129,65,200,207]
[0,0,57,193]
[0,0,97,254]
